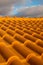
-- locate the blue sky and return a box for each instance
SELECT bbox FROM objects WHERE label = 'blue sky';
[11,0,43,17]
[24,0,40,6]
[13,0,40,15]
[0,0,43,17]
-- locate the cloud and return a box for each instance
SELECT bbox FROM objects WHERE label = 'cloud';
[16,5,43,17]
[0,0,27,16]
[0,0,26,6]
[0,0,43,16]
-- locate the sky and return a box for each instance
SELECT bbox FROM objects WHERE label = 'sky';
[0,0,43,17]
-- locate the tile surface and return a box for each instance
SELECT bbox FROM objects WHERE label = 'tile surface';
[0,17,43,65]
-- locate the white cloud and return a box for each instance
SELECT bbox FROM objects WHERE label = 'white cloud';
[0,0,25,6]
[0,0,27,16]
[0,0,43,16]
[16,5,43,17]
